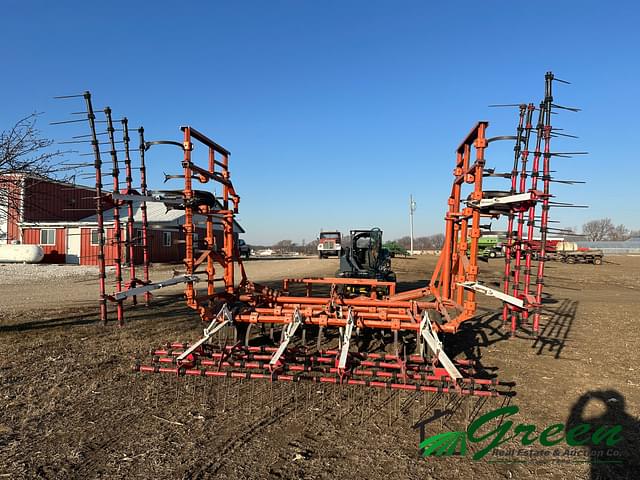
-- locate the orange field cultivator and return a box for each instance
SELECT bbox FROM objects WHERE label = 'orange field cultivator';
[131,119,511,396]
[58,72,582,397]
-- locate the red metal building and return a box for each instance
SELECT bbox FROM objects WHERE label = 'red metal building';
[1,175,244,264]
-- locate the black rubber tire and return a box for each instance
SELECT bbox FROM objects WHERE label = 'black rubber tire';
[489,251,497,258]
[593,257,602,265]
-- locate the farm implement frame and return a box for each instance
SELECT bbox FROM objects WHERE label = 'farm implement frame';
[61,72,582,397]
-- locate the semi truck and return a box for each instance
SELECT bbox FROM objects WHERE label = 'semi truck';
[317,231,342,258]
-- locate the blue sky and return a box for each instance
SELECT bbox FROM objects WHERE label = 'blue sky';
[1,1,639,244]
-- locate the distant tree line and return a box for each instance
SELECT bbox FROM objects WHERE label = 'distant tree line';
[391,234,445,250]
[246,233,447,255]
[252,218,640,255]
[253,218,640,254]
[246,239,319,255]
[580,218,639,242]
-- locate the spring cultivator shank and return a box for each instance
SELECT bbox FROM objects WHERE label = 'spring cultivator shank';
[131,72,580,396]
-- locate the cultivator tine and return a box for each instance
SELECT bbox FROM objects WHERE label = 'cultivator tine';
[176,304,233,362]
[487,135,519,143]
[551,103,581,112]
[270,309,303,368]
[317,326,324,351]
[60,162,95,168]
[244,324,253,347]
[549,151,589,157]
[548,203,589,208]
[337,309,355,372]
[58,139,116,145]
[49,118,89,125]
[419,312,462,382]
[78,149,126,156]
[483,170,512,178]
[54,93,88,99]
[546,227,582,234]
[550,131,579,139]
[547,179,585,185]
[392,330,399,356]
[71,131,109,139]
[488,103,527,108]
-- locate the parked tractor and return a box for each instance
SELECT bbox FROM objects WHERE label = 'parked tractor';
[338,228,396,284]
[237,239,251,259]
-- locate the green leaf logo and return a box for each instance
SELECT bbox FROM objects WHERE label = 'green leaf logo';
[420,431,468,457]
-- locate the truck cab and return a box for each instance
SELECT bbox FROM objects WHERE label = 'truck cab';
[317,231,341,258]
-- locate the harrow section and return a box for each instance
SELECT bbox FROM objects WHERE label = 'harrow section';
[135,341,510,397]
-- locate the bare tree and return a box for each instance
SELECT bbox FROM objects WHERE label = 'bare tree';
[305,238,319,254]
[272,239,294,253]
[610,223,630,241]
[426,233,445,249]
[582,218,615,241]
[1,114,65,240]
[394,236,411,249]
[393,234,444,250]
[559,226,579,241]
[581,218,632,241]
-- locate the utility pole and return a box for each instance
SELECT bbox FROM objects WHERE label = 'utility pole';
[409,194,416,254]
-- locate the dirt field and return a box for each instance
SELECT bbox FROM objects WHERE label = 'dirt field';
[1,255,639,479]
